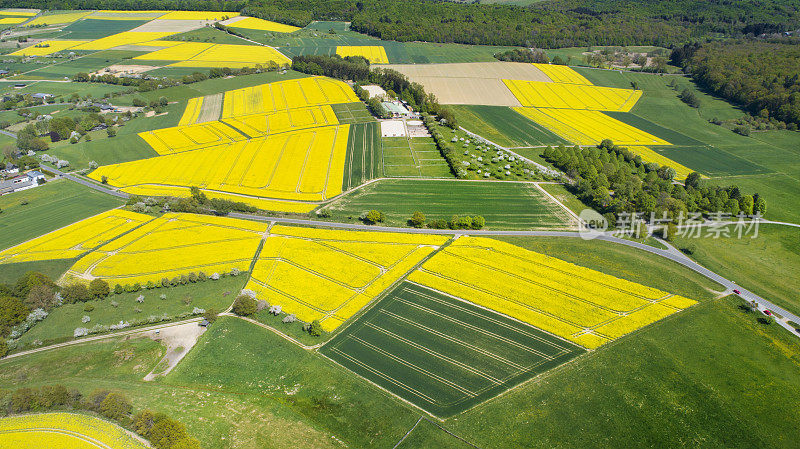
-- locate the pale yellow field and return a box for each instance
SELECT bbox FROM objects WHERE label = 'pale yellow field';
[408,237,696,349]
[132,41,213,60]
[532,63,592,85]
[90,10,168,19]
[178,97,203,126]
[138,120,247,155]
[0,11,37,17]
[227,17,299,33]
[71,31,176,50]
[93,125,350,202]
[0,17,26,24]
[158,11,239,21]
[626,146,696,179]
[189,43,290,64]
[68,213,266,284]
[0,412,148,449]
[514,107,671,146]
[221,76,358,118]
[0,210,152,264]
[222,105,339,138]
[9,40,88,56]
[120,185,318,213]
[503,79,642,111]
[336,45,389,64]
[167,60,267,69]
[245,225,447,330]
[26,11,92,25]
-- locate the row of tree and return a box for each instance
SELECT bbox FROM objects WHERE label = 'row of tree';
[671,40,800,129]
[1,384,200,449]
[291,54,457,126]
[542,140,766,223]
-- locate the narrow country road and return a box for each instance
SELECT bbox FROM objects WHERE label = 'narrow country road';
[48,167,129,199]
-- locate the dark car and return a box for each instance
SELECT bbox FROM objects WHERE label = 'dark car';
[733,289,741,295]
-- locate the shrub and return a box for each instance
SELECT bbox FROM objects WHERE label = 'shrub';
[89,279,110,298]
[63,283,92,303]
[308,320,323,337]
[84,303,94,312]
[232,295,257,316]
[362,209,385,224]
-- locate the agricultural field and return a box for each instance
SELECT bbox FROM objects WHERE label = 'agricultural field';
[93,125,351,205]
[382,62,549,106]
[223,16,300,33]
[323,179,576,229]
[90,75,363,210]
[341,121,382,190]
[0,412,148,448]
[451,104,568,147]
[382,135,452,178]
[0,180,124,252]
[503,79,642,111]
[65,213,266,285]
[219,76,357,118]
[245,224,449,331]
[514,107,670,146]
[336,45,389,63]
[321,281,585,417]
[1,11,799,449]
[408,237,697,348]
[0,209,151,265]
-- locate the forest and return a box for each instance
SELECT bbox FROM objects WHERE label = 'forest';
[671,39,800,128]
[5,0,800,48]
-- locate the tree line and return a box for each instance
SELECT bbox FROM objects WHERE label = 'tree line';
[1,384,200,449]
[671,40,800,129]
[7,0,800,48]
[542,140,766,226]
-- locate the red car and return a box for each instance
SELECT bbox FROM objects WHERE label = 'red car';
[763,310,772,316]
[733,289,741,295]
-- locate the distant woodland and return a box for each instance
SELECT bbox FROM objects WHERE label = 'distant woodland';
[671,40,800,127]
[5,0,800,48]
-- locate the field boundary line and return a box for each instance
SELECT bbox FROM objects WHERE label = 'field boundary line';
[391,416,424,449]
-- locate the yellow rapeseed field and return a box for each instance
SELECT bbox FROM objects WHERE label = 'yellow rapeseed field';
[138,120,247,155]
[407,237,696,349]
[222,105,339,137]
[26,11,92,25]
[503,79,642,111]
[245,225,446,331]
[119,185,317,213]
[69,212,267,284]
[532,63,592,85]
[221,77,358,118]
[133,42,213,61]
[9,40,89,56]
[625,146,696,179]
[0,11,37,16]
[336,46,390,64]
[93,125,350,202]
[514,107,671,146]
[0,412,148,449]
[70,31,176,50]
[0,17,26,24]
[227,17,299,33]
[158,11,239,21]
[178,97,203,126]
[145,43,291,68]
[90,10,169,19]
[0,210,152,264]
